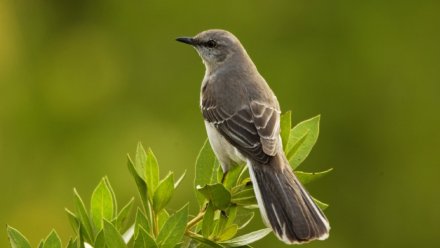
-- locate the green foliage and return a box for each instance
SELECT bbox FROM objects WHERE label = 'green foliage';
[194,140,221,207]
[153,172,174,213]
[197,184,231,210]
[7,226,31,248]
[116,198,135,231]
[103,220,127,248]
[156,205,188,248]
[280,111,292,149]
[6,112,331,247]
[91,178,115,230]
[134,227,157,248]
[295,168,333,185]
[41,231,62,248]
[219,228,272,247]
[285,115,320,169]
[73,188,94,243]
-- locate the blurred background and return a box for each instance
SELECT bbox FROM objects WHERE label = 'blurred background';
[1,0,439,247]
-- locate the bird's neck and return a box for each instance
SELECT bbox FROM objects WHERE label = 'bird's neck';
[204,53,256,78]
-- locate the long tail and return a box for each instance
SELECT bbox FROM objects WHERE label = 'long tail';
[248,153,330,244]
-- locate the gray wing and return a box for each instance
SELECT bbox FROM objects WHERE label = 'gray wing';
[202,88,281,164]
[250,101,281,156]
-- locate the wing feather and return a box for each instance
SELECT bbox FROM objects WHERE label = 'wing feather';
[202,98,281,164]
[250,101,281,156]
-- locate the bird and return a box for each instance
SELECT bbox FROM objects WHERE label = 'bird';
[176,29,330,244]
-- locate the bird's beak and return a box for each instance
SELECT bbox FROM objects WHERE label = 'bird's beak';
[176,37,196,46]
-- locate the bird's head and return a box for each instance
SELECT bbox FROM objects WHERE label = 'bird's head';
[177,29,248,71]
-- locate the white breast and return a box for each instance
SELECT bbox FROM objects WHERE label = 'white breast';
[204,121,246,172]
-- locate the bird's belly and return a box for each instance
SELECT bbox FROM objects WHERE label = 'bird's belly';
[204,121,246,172]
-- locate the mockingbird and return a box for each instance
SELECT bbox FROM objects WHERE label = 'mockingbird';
[177,29,330,244]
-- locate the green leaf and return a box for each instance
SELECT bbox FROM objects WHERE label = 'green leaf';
[218,224,238,241]
[91,178,115,230]
[210,217,220,240]
[295,168,333,185]
[145,147,160,200]
[42,230,61,248]
[94,230,105,248]
[217,165,224,185]
[280,111,292,149]
[312,196,329,211]
[103,177,118,216]
[174,170,186,189]
[241,204,259,210]
[153,172,174,212]
[116,197,135,231]
[73,188,94,242]
[180,236,193,248]
[286,115,320,169]
[133,230,144,248]
[134,226,157,248]
[103,219,127,248]
[223,164,245,190]
[220,228,271,247]
[286,130,308,163]
[231,187,257,206]
[235,167,249,189]
[65,208,79,234]
[7,226,31,248]
[128,155,149,211]
[77,225,86,248]
[134,208,150,237]
[225,205,238,228]
[157,205,189,248]
[157,209,170,230]
[234,210,254,229]
[135,142,148,181]
[197,183,231,210]
[231,176,252,198]
[133,143,159,204]
[188,234,225,248]
[195,140,221,206]
[212,212,228,238]
[202,203,215,238]
[66,238,77,248]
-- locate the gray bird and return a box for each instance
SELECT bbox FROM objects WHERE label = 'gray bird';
[177,29,330,244]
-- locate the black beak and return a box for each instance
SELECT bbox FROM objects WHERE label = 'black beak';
[176,37,196,45]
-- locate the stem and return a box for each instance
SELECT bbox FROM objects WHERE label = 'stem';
[186,211,205,230]
[185,230,203,238]
[152,209,159,237]
[146,202,157,237]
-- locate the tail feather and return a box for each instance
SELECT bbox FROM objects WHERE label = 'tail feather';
[248,154,330,244]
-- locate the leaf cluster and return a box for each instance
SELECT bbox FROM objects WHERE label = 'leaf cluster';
[7,112,332,248]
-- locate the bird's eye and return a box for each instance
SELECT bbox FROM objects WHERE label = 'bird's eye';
[206,39,217,48]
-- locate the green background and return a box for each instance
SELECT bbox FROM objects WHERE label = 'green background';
[1,0,439,247]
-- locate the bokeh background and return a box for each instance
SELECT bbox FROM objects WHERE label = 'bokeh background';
[1,0,439,247]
